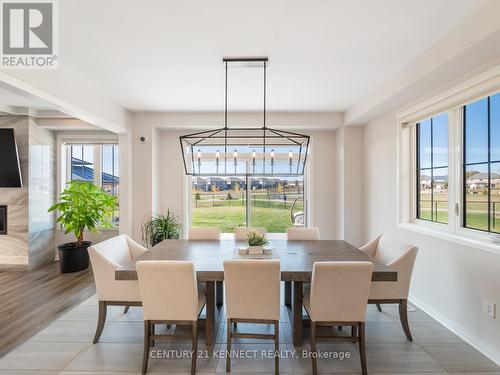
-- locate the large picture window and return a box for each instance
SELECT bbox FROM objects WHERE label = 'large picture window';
[191,176,305,233]
[464,93,500,233]
[416,113,449,223]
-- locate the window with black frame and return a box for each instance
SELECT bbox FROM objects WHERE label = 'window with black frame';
[463,93,500,233]
[416,113,449,223]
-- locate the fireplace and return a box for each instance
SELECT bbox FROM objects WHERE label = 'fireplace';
[0,205,7,235]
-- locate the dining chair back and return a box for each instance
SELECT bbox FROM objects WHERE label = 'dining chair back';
[287,227,320,240]
[188,227,220,240]
[136,260,205,375]
[304,261,373,375]
[223,259,281,374]
[224,259,280,320]
[234,227,267,241]
[308,261,373,322]
[136,260,202,321]
[360,234,418,341]
[88,234,147,343]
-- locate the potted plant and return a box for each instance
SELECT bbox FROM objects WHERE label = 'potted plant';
[48,181,118,273]
[247,231,268,255]
[141,210,182,248]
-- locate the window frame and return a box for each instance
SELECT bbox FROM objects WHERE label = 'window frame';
[462,96,500,234]
[59,137,119,229]
[415,115,450,224]
[397,65,500,254]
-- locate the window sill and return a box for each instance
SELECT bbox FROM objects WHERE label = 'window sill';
[398,222,500,256]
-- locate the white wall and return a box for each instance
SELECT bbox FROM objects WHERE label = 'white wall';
[363,111,500,364]
[130,112,343,241]
[154,128,339,240]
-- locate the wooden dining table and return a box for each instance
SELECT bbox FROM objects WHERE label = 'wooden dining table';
[115,239,397,346]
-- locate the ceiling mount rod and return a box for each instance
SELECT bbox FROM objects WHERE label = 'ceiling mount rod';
[222,57,268,62]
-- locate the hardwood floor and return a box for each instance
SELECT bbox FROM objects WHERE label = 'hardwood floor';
[0,261,95,356]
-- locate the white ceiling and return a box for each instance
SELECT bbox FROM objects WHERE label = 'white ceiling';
[58,0,487,112]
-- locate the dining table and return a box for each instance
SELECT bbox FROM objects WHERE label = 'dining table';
[115,239,397,346]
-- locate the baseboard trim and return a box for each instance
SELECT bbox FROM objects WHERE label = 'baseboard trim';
[409,293,500,366]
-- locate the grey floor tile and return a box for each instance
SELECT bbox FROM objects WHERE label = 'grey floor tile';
[110,306,144,322]
[365,342,446,373]
[79,294,99,306]
[146,343,219,373]
[421,343,500,372]
[365,321,461,344]
[63,343,142,372]
[215,342,293,373]
[30,320,96,343]
[290,342,361,374]
[0,342,88,371]
[57,305,121,322]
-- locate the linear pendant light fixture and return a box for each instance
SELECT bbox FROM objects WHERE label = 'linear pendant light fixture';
[179,57,310,176]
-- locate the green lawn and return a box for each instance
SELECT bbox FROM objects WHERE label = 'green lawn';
[419,191,500,231]
[192,190,303,233]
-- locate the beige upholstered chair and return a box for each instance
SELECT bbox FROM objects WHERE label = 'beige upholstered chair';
[224,259,281,374]
[304,262,373,375]
[287,227,320,240]
[234,227,267,240]
[284,227,320,307]
[188,226,223,306]
[360,234,418,341]
[88,234,147,343]
[136,260,205,375]
[188,227,220,240]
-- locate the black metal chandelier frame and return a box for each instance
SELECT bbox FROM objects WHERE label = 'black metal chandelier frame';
[179,57,310,177]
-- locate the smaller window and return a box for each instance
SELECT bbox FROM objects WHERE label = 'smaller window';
[65,143,119,227]
[416,113,449,223]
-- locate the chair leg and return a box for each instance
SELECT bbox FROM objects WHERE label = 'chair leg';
[376,303,382,312]
[191,321,198,375]
[124,306,130,314]
[310,321,317,375]
[142,320,151,374]
[399,299,413,341]
[274,320,280,375]
[358,322,367,375]
[226,319,232,372]
[93,301,107,344]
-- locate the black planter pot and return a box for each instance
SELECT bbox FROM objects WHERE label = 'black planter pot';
[58,241,91,273]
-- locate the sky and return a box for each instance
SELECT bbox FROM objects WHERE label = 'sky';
[419,91,500,178]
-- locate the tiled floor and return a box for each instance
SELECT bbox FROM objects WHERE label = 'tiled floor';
[0,293,498,375]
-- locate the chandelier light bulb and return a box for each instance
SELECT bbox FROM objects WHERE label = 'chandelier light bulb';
[197,149,202,159]
[252,150,257,158]
[233,149,238,158]
[270,149,275,158]
[289,151,293,158]
[216,150,220,158]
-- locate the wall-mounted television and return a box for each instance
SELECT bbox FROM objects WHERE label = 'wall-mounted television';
[0,128,23,188]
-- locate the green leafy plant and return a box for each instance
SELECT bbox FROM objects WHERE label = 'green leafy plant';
[141,210,182,248]
[48,181,118,246]
[246,231,268,246]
